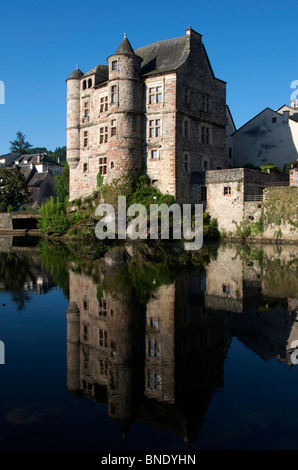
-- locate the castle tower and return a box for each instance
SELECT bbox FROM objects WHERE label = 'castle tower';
[106,35,143,179]
[66,66,84,170]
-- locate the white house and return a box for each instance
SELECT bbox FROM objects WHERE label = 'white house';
[233,104,298,170]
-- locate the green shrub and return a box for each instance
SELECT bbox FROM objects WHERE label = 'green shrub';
[38,197,71,235]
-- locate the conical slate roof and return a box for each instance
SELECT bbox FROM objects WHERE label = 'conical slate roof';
[115,34,135,55]
[67,66,84,80]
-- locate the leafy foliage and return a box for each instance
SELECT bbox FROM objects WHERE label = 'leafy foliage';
[9,131,33,154]
[0,167,29,210]
[260,162,281,172]
[54,163,69,204]
[284,159,298,173]
[38,197,72,235]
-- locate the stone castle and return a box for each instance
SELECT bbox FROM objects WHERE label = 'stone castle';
[66,27,227,203]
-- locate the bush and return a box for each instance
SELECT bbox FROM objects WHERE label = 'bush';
[38,197,71,235]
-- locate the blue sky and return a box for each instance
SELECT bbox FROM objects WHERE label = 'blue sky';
[0,0,297,155]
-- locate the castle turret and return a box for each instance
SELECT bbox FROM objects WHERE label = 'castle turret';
[106,35,143,179]
[66,301,82,398]
[66,66,84,170]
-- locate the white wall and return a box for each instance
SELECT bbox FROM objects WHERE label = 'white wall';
[233,108,298,170]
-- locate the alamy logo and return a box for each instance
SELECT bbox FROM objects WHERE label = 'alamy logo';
[0,81,4,104]
[95,196,203,250]
[0,341,5,364]
[291,80,298,106]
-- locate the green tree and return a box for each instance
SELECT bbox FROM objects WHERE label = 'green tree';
[0,167,29,210]
[260,162,281,172]
[54,162,69,204]
[284,159,298,173]
[9,131,33,154]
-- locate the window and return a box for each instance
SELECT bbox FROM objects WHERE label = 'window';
[82,80,87,90]
[147,373,161,390]
[272,117,276,123]
[183,119,189,139]
[88,78,92,88]
[203,160,208,170]
[201,126,211,144]
[111,60,118,71]
[150,318,159,329]
[224,186,231,195]
[110,161,114,169]
[99,96,108,113]
[99,329,108,347]
[222,284,231,294]
[149,119,161,137]
[149,86,162,104]
[99,359,108,376]
[201,95,210,112]
[229,147,232,159]
[99,126,108,144]
[200,186,207,201]
[151,150,158,159]
[111,85,117,103]
[149,340,160,357]
[83,131,88,148]
[83,162,88,172]
[99,298,107,316]
[184,153,190,173]
[83,101,89,117]
[111,119,117,136]
[99,157,107,175]
[110,340,117,358]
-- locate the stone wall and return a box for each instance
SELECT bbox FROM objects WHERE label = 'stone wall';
[290,168,298,186]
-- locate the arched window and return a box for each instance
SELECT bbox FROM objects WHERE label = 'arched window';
[82,80,87,90]
[88,78,92,88]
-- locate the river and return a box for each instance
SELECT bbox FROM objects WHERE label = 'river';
[0,236,297,451]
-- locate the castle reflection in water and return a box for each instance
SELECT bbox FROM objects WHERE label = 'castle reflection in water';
[65,243,298,442]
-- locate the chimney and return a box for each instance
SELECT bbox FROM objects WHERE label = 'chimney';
[283,110,290,122]
[185,26,202,50]
[37,154,41,164]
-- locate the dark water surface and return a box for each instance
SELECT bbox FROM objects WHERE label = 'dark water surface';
[0,236,297,451]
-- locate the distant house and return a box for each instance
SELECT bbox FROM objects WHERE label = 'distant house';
[233,104,298,170]
[27,172,56,207]
[0,152,22,167]
[0,152,63,207]
[14,153,63,175]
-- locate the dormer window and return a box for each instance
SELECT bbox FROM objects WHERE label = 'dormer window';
[111,60,118,71]
[82,80,87,90]
[88,78,92,88]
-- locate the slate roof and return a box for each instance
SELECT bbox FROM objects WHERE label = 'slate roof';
[15,153,63,166]
[18,165,37,184]
[0,153,21,166]
[82,64,108,79]
[115,35,135,55]
[68,67,84,80]
[135,35,189,76]
[27,172,50,188]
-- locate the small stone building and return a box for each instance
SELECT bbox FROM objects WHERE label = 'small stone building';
[197,168,289,233]
[66,27,227,204]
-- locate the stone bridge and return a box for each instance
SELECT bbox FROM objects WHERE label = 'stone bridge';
[0,212,41,232]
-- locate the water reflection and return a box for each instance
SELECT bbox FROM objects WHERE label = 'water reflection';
[63,242,297,443]
[0,236,297,448]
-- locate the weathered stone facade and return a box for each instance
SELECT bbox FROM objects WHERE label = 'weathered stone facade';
[66,27,226,203]
[202,168,289,234]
